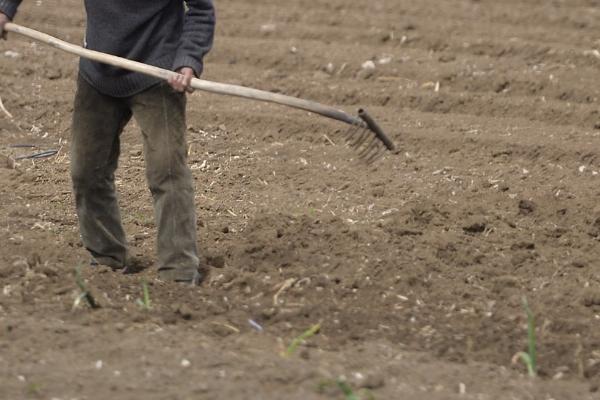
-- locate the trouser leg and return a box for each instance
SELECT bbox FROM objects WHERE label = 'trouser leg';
[71,76,132,268]
[129,83,199,280]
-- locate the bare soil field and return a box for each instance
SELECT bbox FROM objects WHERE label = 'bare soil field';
[2,0,600,398]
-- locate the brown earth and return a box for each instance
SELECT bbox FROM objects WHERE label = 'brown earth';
[2,0,600,398]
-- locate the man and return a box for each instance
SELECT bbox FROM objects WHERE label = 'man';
[0,1,216,285]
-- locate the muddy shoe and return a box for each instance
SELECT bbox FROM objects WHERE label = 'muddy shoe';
[158,267,206,286]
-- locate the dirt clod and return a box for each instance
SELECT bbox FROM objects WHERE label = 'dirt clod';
[463,221,486,234]
[582,289,600,307]
[206,254,226,268]
[359,373,385,390]
[174,303,194,320]
[518,199,537,215]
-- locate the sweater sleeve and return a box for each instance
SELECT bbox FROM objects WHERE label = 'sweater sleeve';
[0,0,22,20]
[172,0,215,77]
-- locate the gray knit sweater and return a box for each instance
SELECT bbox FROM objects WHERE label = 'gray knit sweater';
[0,0,215,97]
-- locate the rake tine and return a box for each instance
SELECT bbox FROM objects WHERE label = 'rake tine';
[361,141,382,161]
[356,136,377,154]
[344,122,362,143]
[351,128,372,149]
[366,147,385,165]
[348,127,369,147]
[357,138,380,159]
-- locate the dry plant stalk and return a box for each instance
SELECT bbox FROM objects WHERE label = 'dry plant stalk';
[0,96,14,119]
[273,278,296,306]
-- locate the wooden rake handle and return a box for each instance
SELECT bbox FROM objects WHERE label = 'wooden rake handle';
[5,22,366,127]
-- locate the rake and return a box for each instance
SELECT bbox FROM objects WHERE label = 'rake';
[4,23,396,163]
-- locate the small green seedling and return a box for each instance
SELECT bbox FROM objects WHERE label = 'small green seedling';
[283,323,320,357]
[514,296,537,377]
[317,379,375,400]
[74,265,100,309]
[136,280,151,310]
[27,382,42,396]
[337,380,361,400]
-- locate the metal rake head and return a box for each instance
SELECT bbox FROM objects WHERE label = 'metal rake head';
[342,109,395,164]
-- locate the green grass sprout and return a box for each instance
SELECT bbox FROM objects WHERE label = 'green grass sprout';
[338,380,375,400]
[317,379,375,400]
[337,380,361,400]
[514,296,537,377]
[74,265,100,309]
[136,280,152,310]
[283,323,320,357]
[27,382,42,396]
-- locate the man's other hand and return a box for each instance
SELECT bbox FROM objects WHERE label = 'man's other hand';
[0,13,9,40]
[168,67,195,93]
